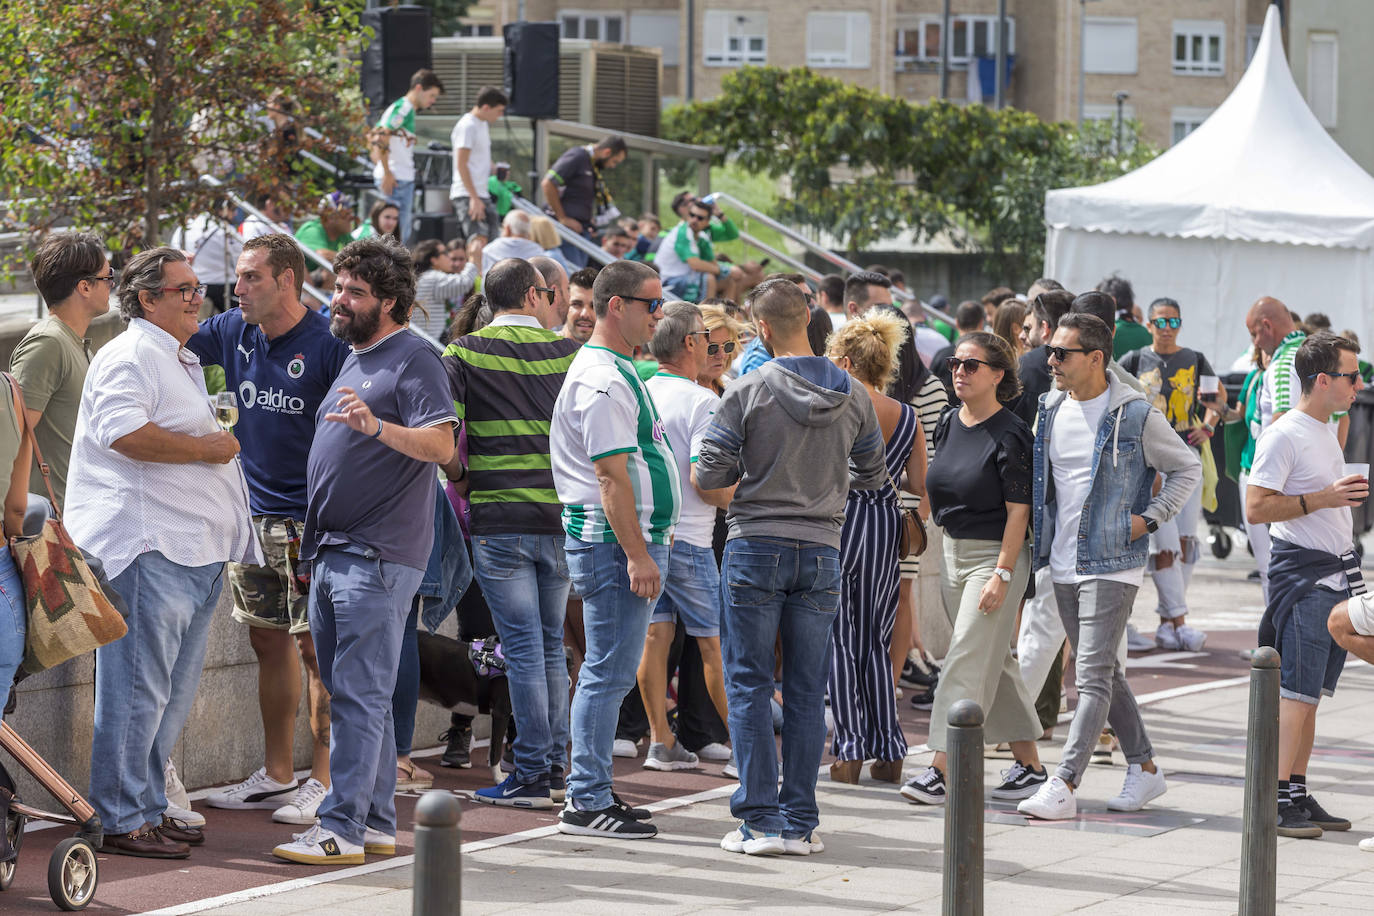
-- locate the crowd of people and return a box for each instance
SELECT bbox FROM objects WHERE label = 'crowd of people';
[2,70,1371,870]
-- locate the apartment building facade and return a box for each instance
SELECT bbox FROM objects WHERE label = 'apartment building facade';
[1286,0,1374,177]
[461,0,1271,148]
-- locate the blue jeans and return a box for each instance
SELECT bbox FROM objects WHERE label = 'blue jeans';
[721,537,840,838]
[1279,586,1347,704]
[0,546,25,725]
[474,534,571,783]
[380,178,416,245]
[564,537,670,810]
[91,551,224,834]
[651,540,721,636]
[309,546,424,845]
[392,600,420,757]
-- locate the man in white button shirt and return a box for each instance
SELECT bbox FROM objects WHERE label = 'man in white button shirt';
[170,204,244,314]
[65,248,257,860]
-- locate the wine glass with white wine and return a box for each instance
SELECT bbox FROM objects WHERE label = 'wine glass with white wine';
[213,391,239,431]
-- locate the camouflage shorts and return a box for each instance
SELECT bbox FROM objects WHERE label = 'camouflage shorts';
[229,516,309,634]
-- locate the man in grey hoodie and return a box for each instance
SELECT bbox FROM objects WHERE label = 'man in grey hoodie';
[1018,313,1201,822]
[695,278,887,857]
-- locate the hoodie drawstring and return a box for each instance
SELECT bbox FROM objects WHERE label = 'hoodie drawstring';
[1112,405,1123,468]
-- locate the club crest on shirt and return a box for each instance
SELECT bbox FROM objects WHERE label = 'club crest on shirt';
[652,418,666,443]
[288,354,305,379]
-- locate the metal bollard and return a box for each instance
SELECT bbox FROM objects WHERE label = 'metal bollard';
[413,790,462,916]
[1239,646,1280,916]
[943,699,984,916]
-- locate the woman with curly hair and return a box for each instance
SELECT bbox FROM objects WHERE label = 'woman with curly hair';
[825,308,926,784]
[901,331,1045,806]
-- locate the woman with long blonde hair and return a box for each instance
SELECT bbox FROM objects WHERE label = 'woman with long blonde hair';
[825,308,927,784]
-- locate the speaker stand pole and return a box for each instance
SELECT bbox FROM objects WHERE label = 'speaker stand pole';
[532,118,548,208]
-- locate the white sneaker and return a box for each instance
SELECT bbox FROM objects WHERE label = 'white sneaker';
[612,738,640,758]
[723,757,739,780]
[697,742,732,762]
[164,758,191,810]
[273,778,329,825]
[1358,836,1374,852]
[272,824,364,866]
[207,767,298,810]
[1174,624,1207,652]
[164,802,205,828]
[1107,764,1167,812]
[1017,775,1077,820]
[782,831,824,855]
[720,824,784,855]
[1155,621,1181,651]
[1126,624,1156,652]
[363,826,396,855]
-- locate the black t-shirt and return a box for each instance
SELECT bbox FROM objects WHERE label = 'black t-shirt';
[1013,345,1052,428]
[926,406,1033,541]
[1118,346,1214,447]
[545,146,596,224]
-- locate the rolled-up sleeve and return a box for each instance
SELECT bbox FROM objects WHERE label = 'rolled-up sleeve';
[89,359,155,449]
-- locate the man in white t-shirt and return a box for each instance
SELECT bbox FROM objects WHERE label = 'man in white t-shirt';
[1019,313,1199,823]
[1246,332,1366,840]
[369,69,444,246]
[639,302,734,774]
[449,86,507,246]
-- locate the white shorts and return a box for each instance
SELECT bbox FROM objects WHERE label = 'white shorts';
[1345,592,1374,637]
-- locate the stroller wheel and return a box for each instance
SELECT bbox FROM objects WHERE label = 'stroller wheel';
[0,809,22,891]
[48,838,98,911]
[1209,527,1232,559]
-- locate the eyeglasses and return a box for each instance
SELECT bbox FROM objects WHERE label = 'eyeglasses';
[158,284,207,302]
[83,272,117,286]
[533,286,556,305]
[1151,317,1182,329]
[622,294,665,314]
[1047,346,1092,362]
[706,340,737,356]
[1307,370,1362,383]
[946,356,992,375]
[687,212,710,223]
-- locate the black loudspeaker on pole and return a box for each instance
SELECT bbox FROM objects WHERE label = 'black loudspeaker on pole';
[503,21,560,120]
[362,5,434,119]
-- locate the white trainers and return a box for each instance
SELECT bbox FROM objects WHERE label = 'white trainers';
[782,831,824,856]
[1126,624,1156,652]
[612,738,640,758]
[1359,836,1374,853]
[697,742,732,762]
[207,767,298,810]
[272,824,364,866]
[273,777,329,825]
[164,803,205,828]
[1154,621,1181,650]
[1107,764,1167,812]
[720,824,784,855]
[1017,775,1077,820]
[363,826,396,856]
[164,758,191,810]
[1174,624,1207,652]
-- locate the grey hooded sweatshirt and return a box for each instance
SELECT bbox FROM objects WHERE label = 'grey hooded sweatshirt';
[695,356,888,550]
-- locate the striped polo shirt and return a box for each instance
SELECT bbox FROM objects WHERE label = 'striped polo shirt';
[550,344,681,546]
[443,313,580,535]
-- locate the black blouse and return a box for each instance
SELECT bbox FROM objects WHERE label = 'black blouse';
[926,406,1032,541]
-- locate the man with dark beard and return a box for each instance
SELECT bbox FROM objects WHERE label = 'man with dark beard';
[272,236,458,866]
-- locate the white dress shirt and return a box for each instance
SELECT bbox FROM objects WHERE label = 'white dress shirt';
[170,215,244,285]
[65,318,259,578]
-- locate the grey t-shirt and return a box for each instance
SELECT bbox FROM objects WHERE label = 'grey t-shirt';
[302,329,457,570]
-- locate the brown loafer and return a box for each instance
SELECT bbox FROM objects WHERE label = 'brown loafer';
[829,759,862,784]
[105,826,190,859]
[870,760,904,784]
[160,815,206,846]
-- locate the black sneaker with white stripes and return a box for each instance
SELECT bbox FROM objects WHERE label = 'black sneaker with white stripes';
[990,761,1048,800]
[558,800,658,839]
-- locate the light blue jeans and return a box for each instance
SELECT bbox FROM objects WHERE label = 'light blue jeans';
[721,537,840,839]
[564,537,670,810]
[310,546,424,845]
[91,551,224,835]
[0,545,25,725]
[380,178,416,245]
[473,534,571,783]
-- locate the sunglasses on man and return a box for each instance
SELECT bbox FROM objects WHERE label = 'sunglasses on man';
[621,295,665,314]
[1150,317,1182,329]
[1047,346,1093,362]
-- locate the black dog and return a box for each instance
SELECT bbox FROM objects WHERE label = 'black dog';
[416,631,512,778]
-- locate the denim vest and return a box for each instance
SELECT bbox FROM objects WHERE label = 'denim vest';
[419,484,473,633]
[1032,391,1155,576]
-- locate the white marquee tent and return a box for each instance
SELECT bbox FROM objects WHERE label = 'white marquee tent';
[1043,4,1374,366]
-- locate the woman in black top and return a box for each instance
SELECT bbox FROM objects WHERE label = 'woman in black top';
[899,332,1046,806]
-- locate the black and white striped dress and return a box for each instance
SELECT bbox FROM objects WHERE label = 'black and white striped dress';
[829,401,918,762]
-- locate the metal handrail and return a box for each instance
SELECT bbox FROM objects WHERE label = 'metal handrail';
[199,176,333,304]
[735,231,823,282]
[509,197,613,266]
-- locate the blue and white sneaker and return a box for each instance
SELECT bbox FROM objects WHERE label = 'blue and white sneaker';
[720,823,784,855]
[473,773,553,809]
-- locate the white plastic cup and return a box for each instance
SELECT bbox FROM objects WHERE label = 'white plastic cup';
[1199,375,1220,400]
[1345,462,1370,481]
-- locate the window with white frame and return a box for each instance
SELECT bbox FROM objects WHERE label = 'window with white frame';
[1173,20,1224,75]
[560,11,624,43]
[898,14,1013,64]
[1084,18,1137,75]
[703,10,767,66]
[1171,107,1213,145]
[1306,33,1338,128]
[894,18,942,65]
[807,12,870,68]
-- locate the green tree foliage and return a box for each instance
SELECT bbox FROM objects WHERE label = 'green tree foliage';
[410,0,478,37]
[663,67,1158,280]
[0,0,370,250]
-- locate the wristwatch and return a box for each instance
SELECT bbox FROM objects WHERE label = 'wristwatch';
[993,566,1014,583]
[1143,516,1159,534]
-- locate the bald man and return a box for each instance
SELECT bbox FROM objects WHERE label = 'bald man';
[531,256,570,327]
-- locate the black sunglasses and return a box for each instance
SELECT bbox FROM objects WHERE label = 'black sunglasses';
[1151,317,1182,329]
[83,271,117,286]
[946,356,992,375]
[1047,346,1093,362]
[533,286,556,305]
[706,340,737,356]
[622,294,665,314]
[1307,370,1362,383]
